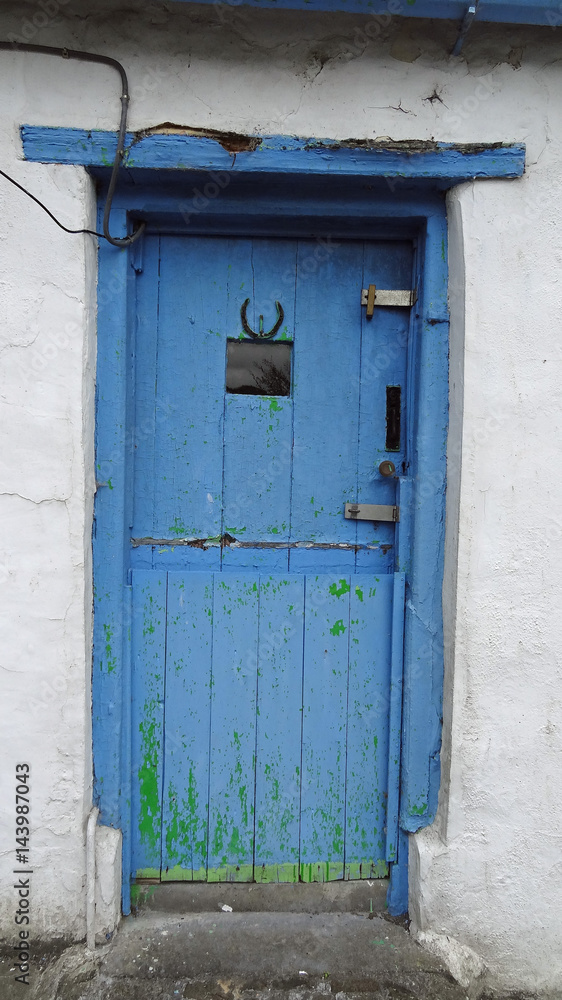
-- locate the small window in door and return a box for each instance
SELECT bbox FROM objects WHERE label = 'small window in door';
[226,340,291,396]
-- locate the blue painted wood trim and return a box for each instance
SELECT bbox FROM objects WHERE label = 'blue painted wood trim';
[92,208,136,914]
[387,830,409,917]
[91,145,452,907]
[399,210,448,833]
[153,0,561,26]
[21,126,525,183]
[385,572,406,863]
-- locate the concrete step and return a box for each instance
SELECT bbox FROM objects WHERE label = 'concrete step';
[132,880,390,916]
[0,912,474,1000]
[91,911,465,998]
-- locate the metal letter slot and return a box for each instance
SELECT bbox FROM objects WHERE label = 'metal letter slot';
[345,503,400,523]
[361,284,417,319]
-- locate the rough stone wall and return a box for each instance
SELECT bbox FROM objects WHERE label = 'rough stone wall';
[0,1,561,989]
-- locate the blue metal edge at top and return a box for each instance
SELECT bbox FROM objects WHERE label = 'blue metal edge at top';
[20,126,525,182]
[163,0,561,26]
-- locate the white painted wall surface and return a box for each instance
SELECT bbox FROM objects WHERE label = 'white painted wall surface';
[0,1,560,990]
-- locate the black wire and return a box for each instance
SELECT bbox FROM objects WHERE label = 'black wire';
[0,41,145,247]
[0,166,105,237]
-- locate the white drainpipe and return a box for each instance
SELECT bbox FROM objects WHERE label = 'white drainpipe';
[86,806,99,951]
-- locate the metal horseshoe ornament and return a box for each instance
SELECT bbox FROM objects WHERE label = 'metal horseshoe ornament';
[240,298,284,340]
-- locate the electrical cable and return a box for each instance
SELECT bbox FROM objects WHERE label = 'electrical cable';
[0,41,145,247]
[0,166,105,237]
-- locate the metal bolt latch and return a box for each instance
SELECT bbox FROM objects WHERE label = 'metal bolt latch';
[361,285,417,319]
[344,503,400,523]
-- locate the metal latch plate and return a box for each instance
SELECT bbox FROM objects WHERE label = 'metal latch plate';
[361,288,417,309]
[344,503,400,523]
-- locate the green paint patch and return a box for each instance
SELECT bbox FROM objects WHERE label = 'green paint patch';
[254,863,299,883]
[329,579,350,598]
[345,859,389,879]
[130,883,157,909]
[410,801,428,816]
[299,861,344,883]
[103,623,117,673]
[169,517,187,537]
[355,585,364,602]
[138,707,161,852]
[165,768,205,866]
[330,619,346,636]
[268,398,282,414]
[161,864,207,882]
[207,864,254,883]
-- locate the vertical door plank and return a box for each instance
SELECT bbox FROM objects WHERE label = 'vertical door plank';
[152,236,227,540]
[208,574,259,881]
[344,574,393,879]
[131,570,167,878]
[357,242,412,554]
[223,396,293,542]
[300,574,350,881]
[131,236,160,539]
[161,572,213,881]
[291,240,362,544]
[254,576,305,883]
[221,237,297,546]
[239,238,298,341]
[386,571,406,863]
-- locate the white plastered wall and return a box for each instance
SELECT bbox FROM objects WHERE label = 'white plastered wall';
[0,1,561,989]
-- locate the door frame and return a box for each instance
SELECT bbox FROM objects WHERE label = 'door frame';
[90,152,458,918]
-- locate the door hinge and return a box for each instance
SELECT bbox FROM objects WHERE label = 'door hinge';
[361,285,417,319]
[345,502,400,523]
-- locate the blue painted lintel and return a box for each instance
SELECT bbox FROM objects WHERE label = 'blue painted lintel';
[21,126,525,183]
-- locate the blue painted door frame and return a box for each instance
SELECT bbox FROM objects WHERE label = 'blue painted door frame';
[92,169,449,917]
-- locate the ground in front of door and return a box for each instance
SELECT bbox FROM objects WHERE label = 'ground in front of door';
[0,887,553,1000]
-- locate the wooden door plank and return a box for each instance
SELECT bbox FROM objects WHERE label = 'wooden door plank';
[344,574,393,879]
[222,547,289,572]
[240,237,297,342]
[223,396,293,542]
[131,570,167,878]
[161,572,213,881]
[207,574,259,881]
[289,547,355,576]
[152,236,228,540]
[254,575,305,883]
[131,237,161,539]
[291,240,362,545]
[386,571,406,863]
[299,574,350,881]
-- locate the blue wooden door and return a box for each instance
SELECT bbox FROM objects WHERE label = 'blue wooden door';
[130,235,411,883]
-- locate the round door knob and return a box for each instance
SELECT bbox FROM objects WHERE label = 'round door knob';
[379,460,396,477]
